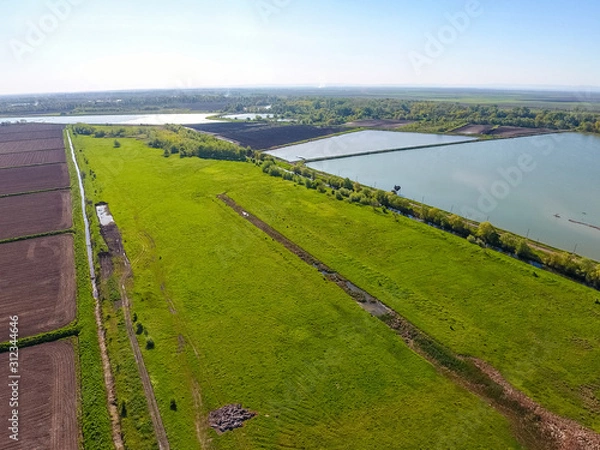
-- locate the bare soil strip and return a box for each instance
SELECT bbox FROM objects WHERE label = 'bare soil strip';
[218,193,600,450]
[99,215,170,450]
[344,119,414,129]
[188,123,346,150]
[0,149,66,169]
[453,124,557,138]
[0,137,66,154]
[0,124,64,134]
[0,163,70,196]
[0,190,73,241]
[0,340,78,450]
[0,130,64,143]
[0,234,76,338]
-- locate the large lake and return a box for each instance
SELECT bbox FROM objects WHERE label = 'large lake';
[266,130,475,162]
[0,113,221,125]
[308,133,600,261]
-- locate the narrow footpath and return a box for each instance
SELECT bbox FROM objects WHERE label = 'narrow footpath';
[118,251,171,450]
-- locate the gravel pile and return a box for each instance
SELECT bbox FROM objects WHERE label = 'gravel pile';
[209,404,256,433]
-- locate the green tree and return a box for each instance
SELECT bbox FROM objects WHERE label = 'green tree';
[477,222,500,246]
[500,234,517,253]
[515,239,533,260]
[146,337,155,350]
[448,215,469,237]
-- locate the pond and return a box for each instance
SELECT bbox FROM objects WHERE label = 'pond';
[308,132,600,261]
[266,130,476,162]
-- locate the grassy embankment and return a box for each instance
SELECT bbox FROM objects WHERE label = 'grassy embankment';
[74,133,522,450]
[73,132,159,449]
[64,130,114,449]
[227,171,600,432]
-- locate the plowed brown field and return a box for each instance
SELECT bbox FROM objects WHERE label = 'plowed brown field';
[0,163,70,196]
[0,124,63,134]
[0,137,65,154]
[0,130,63,143]
[0,340,78,450]
[0,190,72,240]
[0,234,76,337]
[0,149,66,169]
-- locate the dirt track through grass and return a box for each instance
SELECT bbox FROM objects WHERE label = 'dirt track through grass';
[116,231,171,450]
[219,193,600,450]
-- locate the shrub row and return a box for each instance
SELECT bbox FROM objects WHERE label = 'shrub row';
[261,159,600,290]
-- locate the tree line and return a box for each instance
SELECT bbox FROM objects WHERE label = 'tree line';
[259,158,600,289]
[255,98,600,134]
[72,123,252,162]
[148,125,250,161]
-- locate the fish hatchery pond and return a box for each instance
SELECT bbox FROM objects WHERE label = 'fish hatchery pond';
[287,131,600,261]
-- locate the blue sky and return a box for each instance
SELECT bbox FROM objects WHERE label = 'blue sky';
[1,0,599,95]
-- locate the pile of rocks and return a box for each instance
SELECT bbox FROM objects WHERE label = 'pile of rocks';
[209,404,256,433]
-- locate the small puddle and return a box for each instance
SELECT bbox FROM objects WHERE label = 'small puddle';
[96,203,115,226]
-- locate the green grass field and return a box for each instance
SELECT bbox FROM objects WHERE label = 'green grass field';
[227,172,600,432]
[101,277,158,450]
[73,133,523,449]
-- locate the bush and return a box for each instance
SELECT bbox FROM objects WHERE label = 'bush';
[477,222,500,247]
[73,123,95,135]
[268,166,283,178]
[329,177,343,189]
[376,190,389,206]
[303,178,312,189]
[467,235,485,247]
[359,195,371,206]
[500,234,517,254]
[349,192,363,203]
[145,337,155,350]
[447,215,469,237]
[301,167,314,179]
[515,239,533,260]
[262,161,274,173]
[339,188,351,198]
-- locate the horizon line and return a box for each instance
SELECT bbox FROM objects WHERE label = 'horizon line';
[2,84,600,98]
